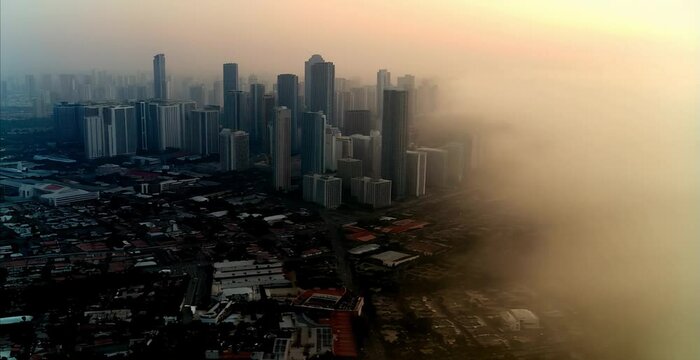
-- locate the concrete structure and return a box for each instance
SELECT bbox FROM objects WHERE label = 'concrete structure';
[149,102,182,151]
[302,174,342,209]
[350,176,392,208]
[304,54,324,109]
[380,89,408,198]
[272,107,292,191]
[334,136,353,169]
[301,111,326,175]
[417,147,449,187]
[185,106,220,156]
[153,54,167,100]
[219,129,249,171]
[103,105,137,156]
[324,125,342,172]
[249,83,266,152]
[223,90,247,130]
[406,150,427,197]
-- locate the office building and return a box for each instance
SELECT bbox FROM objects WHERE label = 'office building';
[277,74,299,153]
[53,102,84,144]
[337,158,362,190]
[406,150,427,197]
[219,129,249,171]
[309,61,335,125]
[224,90,247,130]
[131,100,149,151]
[301,112,326,175]
[304,54,324,109]
[153,54,167,100]
[397,74,416,126]
[417,147,449,187]
[262,94,276,155]
[223,63,239,92]
[189,84,206,108]
[351,177,392,208]
[343,110,371,136]
[272,107,291,191]
[249,83,266,152]
[334,136,353,170]
[302,174,342,209]
[376,69,391,128]
[185,107,220,156]
[381,89,408,198]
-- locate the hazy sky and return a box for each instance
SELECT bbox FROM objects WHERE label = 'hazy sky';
[1,0,698,82]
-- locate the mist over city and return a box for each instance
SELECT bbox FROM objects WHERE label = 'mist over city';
[1,1,698,359]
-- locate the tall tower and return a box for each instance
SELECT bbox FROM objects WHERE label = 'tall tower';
[223,90,247,130]
[277,74,299,153]
[223,63,239,93]
[309,61,335,126]
[376,69,391,129]
[380,89,408,198]
[304,54,325,109]
[272,107,292,191]
[301,112,326,175]
[249,83,266,152]
[153,54,167,100]
[185,107,220,156]
[220,129,249,171]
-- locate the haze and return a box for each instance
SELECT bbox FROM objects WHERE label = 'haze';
[2,0,699,359]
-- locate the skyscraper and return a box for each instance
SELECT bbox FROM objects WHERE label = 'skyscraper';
[219,129,249,171]
[223,63,239,93]
[147,102,181,151]
[54,102,84,144]
[406,150,427,197]
[303,174,342,209]
[397,74,416,126]
[376,69,391,129]
[131,100,149,151]
[380,89,408,198]
[351,177,392,208]
[301,112,326,175]
[153,54,167,100]
[272,107,291,191]
[304,54,325,109]
[185,107,220,156]
[189,84,206,108]
[103,105,137,156]
[309,61,335,125]
[417,147,449,187]
[277,74,299,153]
[249,83,266,152]
[337,158,363,190]
[262,94,276,155]
[324,125,341,172]
[343,110,371,136]
[441,142,465,185]
[83,105,107,159]
[224,90,247,130]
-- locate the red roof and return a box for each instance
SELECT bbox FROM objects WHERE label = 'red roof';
[331,311,357,358]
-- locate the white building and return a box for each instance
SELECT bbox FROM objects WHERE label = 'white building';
[350,176,392,208]
[303,174,342,209]
[324,125,342,171]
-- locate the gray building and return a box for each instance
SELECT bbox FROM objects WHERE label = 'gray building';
[54,102,84,144]
[406,150,427,197]
[153,54,167,100]
[343,110,371,136]
[277,74,299,153]
[337,158,363,190]
[185,107,220,156]
[304,54,324,109]
[381,89,408,198]
[309,61,335,126]
[272,107,291,191]
[417,147,449,188]
[351,177,392,208]
[224,90,247,130]
[303,174,342,209]
[223,63,239,92]
[301,112,326,175]
[219,129,249,171]
[249,83,266,152]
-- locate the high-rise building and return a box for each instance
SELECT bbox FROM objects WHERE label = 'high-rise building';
[131,100,149,151]
[103,105,137,156]
[212,80,223,106]
[337,158,362,190]
[304,54,325,109]
[324,125,341,172]
[224,90,247,130]
[185,106,220,156]
[441,142,465,185]
[334,136,353,170]
[349,87,369,111]
[54,102,84,144]
[82,105,107,159]
[301,112,326,175]
[223,63,239,92]
[381,89,408,198]
[219,129,249,171]
[153,54,167,100]
[189,84,206,108]
[25,75,37,97]
[277,74,299,153]
[249,83,266,152]
[397,74,416,126]
[262,94,276,155]
[350,177,392,208]
[309,61,335,125]
[376,69,391,129]
[417,147,449,187]
[272,107,291,191]
[406,150,427,197]
[343,110,371,136]
[147,102,181,151]
[302,174,342,209]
